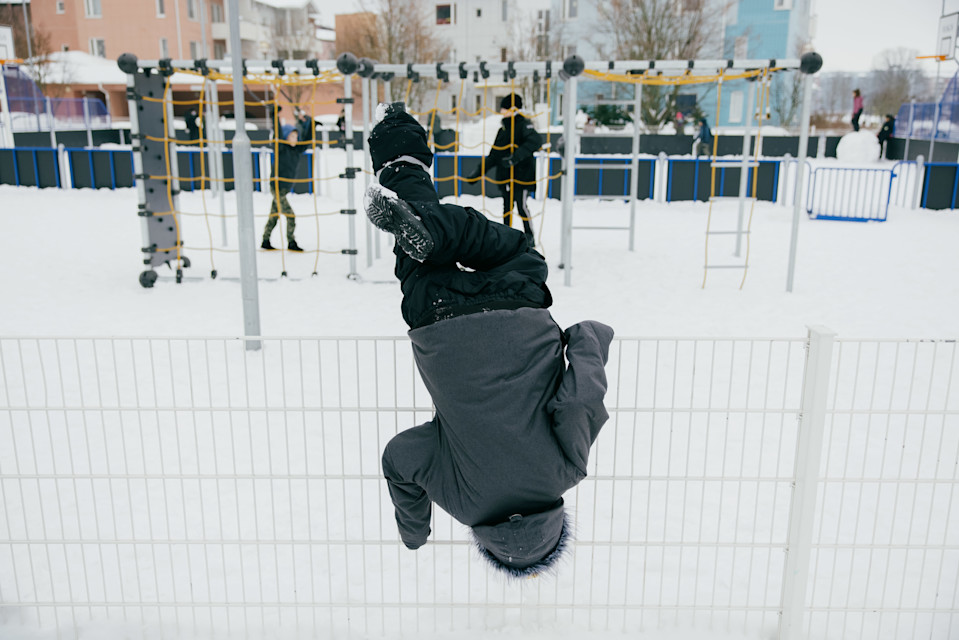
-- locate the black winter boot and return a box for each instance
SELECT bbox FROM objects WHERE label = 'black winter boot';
[365,183,434,261]
[261,239,275,250]
[288,240,304,252]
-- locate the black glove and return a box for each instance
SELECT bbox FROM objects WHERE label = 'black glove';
[500,154,519,168]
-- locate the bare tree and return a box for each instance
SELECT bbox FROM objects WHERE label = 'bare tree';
[501,3,569,106]
[0,6,72,98]
[870,48,930,118]
[592,0,728,129]
[768,42,810,129]
[347,0,451,106]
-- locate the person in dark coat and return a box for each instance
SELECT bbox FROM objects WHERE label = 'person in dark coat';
[365,102,614,577]
[878,114,895,159]
[185,108,201,144]
[695,116,713,157]
[261,107,313,251]
[468,93,543,247]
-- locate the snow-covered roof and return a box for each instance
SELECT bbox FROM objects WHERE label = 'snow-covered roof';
[25,51,202,86]
[315,26,336,42]
[255,0,313,9]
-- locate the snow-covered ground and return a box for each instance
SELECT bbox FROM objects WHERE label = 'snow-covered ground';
[0,180,955,339]
[0,170,957,640]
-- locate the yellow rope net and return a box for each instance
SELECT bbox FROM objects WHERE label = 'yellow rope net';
[138,67,349,276]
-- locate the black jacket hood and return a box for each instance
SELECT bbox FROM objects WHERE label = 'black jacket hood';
[369,104,434,173]
[471,500,570,577]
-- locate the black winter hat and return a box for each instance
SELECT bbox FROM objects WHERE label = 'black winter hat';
[368,102,434,173]
[470,501,570,578]
[500,93,523,111]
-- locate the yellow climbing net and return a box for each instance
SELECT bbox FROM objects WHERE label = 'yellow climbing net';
[139,66,352,277]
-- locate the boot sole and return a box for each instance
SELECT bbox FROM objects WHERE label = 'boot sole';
[365,185,434,261]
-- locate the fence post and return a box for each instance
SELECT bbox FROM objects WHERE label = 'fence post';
[779,325,835,640]
[912,154,925,210]
[560,71,579,287]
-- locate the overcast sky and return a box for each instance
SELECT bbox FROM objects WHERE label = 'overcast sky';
[315,0,958,75]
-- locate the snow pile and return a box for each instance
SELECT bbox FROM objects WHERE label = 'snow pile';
[836,131,881,163]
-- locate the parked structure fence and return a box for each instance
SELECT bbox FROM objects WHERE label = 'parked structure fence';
[1,330,956,640]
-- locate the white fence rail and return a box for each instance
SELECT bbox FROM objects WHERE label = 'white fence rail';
[1,333,956,639]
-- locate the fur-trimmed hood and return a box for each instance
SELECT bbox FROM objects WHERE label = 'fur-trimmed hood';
[471,500,570,577]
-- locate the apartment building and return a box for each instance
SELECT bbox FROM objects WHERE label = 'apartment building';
[27,0,220,61]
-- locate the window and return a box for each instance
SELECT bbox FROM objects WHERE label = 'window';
[436,4,451,25]
[502,0,508,21]
[160,38,169,58]
[475,95,482,112]
[563,44,577,58]
[211,3,224,22]
[774,0,793,9]
[156,0,165,17]
[476,8,481,17]
[500,47,507,62]
[187,0,197,20]
[189,41,200,59]
[214,40,227,58]
[728,91,744,123]
[85,0,102,18]
[89,38,106,57]
[56,1,66,14]
[565,0,578,19]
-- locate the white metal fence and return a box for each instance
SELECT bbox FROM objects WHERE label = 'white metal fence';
[0,332,956,639]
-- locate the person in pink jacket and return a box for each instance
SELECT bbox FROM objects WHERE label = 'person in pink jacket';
[852,89,863,132]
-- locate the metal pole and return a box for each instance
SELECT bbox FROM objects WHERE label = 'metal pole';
[903,99,914,161]
[343,74,358,279]
[362,75,373,268]
[786,73,814,293]
[82,97,93,148]
[205,77,228,246]
[227,0,261,350]
[779,325,835,640]
[46,97,56,148]
[560,75,578,287]
[736,80,756,257]
[199,0,209,58]
[930,60,941,161]
[627,82,643,252]
[22,0,33,59]
[0,64,13,148]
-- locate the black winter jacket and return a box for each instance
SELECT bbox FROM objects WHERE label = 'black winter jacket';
[477,114,543,189]
[381,308,614,556]
[271,118,313,191]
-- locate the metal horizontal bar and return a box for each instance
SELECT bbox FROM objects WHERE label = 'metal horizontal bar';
[706,230,751,235]
[711,161,760,168]
[704,265,748,269]
[0,539,785,549]
[132,59,340,73]
[0,474,795,482]
[0,601,784,611]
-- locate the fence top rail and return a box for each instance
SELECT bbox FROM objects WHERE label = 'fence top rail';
[130,57,803,79]
[3,336,956,344]
[0,335,812,343]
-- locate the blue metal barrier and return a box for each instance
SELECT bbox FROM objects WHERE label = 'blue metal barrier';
[665,158,781,203]
[0,147,61,188]
[805,166,895,222]
[920,162,959,210]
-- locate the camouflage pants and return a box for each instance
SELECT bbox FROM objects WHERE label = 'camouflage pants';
[263,189,296,243]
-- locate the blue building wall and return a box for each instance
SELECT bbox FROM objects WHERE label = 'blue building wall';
[545,0,811,131]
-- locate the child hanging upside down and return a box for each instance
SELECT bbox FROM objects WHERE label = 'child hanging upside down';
[365,102,614,577]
